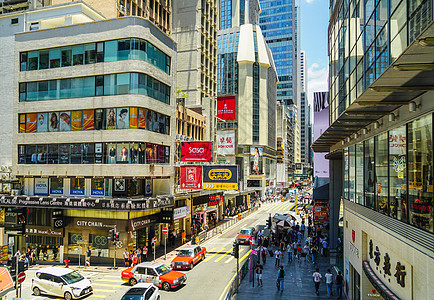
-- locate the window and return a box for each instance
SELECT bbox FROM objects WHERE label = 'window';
[408,114,433,232]
[70,178,85,195]
[50,177,63,195]
[349,145,356,202]
[355,143,364,204]
[146,268,158,276]
[364,138,375,209]
[375,132,389,215]
[11,18,18,25]
[389,126,407,221]
[91,178,104,196]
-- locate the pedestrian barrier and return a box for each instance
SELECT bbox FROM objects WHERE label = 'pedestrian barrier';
[222,253,251,300]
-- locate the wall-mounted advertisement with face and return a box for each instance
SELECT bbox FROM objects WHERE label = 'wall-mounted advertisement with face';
[59,111,71,132]
[106,108,116,129]
[250,146,263,175]
[49,112,59,132]
[37,113,48,132]
[116,107,129,129]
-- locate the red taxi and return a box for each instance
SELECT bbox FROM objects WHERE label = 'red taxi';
[235,227,255,245]
[121,262,186,291]
[171,245,206,270]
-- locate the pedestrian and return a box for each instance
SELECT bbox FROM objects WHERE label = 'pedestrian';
[136,247,142,263]
[123,248,129,266]
[335,271,344,299]
[274,249,282,267]
[181,230,186,244]
[129,250,133,266]
[85,247,91,267]
[325,269,334,297]
[277,266,285,292]
[312,268,323,296]
[191,234,196,245]
[303,243,310,263]
[296,244,303,264]
[195,235,200,245]
[322,238,328,256]
[311,244,318,265]
[287,243,293,264]
[142,245,148,262]
[261,247,267,264]
[255,261,264,286]
[171,230,177,246]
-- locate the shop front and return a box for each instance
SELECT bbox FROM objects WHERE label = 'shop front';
[173,206,190,235]
[25,226,63,262]
[128,213,160,250]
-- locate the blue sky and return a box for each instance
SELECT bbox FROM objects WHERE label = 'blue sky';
[299,0,329,105]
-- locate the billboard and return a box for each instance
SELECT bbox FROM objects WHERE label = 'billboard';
[217,130,236,155]
[217,96,236,121]
[203,165,238,189]
[181,142,213,162]
[180,166,203,189]
[250,146,263,175]
[313,91,330,178]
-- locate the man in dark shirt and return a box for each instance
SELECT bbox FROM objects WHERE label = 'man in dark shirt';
[335,271,344,299]
[255,261,264,286]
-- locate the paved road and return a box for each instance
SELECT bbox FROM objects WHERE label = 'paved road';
[7,200,299,300]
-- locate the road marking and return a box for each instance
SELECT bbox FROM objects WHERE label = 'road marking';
[204,247,225,262]
[93,283,124,287]
[92,289,116,292]
[94,279,124,282]
[240,250,252,263]
[89,295,106,298]
[215,248,232,262]
[225,256,234,263]
[205,247,216,255]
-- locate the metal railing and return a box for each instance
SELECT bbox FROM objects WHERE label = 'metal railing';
[198,207,259,243]
[222,254,251,300]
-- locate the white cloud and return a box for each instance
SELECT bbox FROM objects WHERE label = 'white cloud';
[307,63,328,108]
[305,0,315,3]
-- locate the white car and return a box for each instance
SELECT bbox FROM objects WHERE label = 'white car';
[121,283,160,300]
[32,267,92,300]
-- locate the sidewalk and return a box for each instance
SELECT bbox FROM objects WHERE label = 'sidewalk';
[234,251,334,300]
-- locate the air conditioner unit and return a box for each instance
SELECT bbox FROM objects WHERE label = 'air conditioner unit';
[1,174,9,180]
[176,134,180,140]
[7,166,12,172]
[11,189,20,196]
[3,185,11,193]
[189,137,193,141]
[0,166,5,172]
[118,5,126,13]
[9,174,15,180]
[29,22,40,31]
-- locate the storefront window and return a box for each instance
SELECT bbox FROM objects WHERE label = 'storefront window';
[68,232,83,254]
[355,143,364,204]
[50,178,64,195]
[408,114,433,232]
[130,143,139,164]
[389,125,407,221]
[91,178,105,196]
[70,178,85,195]
[349,145,355,202]
[117,143,130,163]
[343,148,349,199]
[89,234,109,257]
[364,138,375,209]
[375,132,389,214]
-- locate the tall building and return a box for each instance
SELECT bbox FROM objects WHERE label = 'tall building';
[259,0,298,181]
[1,0,172,34]
[313,0,434,299]
[172,0,218,107]
[6,16,177,261]
[217,0,278,200]
[299,51,311,171]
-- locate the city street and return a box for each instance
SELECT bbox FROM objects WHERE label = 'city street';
[6,199,302,300]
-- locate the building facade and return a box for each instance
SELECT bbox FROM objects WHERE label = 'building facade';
[172,0,218,107]
[3,17,177,263]
[313,0,434,299]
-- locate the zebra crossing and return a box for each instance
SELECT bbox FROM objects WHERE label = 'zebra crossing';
[265,201,299,213]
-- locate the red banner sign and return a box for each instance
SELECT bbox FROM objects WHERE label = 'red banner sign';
[181,142,213,162]
[217,96,236,121]
[180,166,203,189]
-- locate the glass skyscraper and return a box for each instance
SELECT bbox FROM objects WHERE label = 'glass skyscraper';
[259,0,296,106]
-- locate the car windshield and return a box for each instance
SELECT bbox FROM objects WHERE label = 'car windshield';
[61,271,84,284]
[178,250,193,257]
[240,229,251,235]
[121,295,143,300]
[155,265,170,275]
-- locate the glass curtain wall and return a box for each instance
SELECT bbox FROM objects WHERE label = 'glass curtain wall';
[389,125,407,221]
[349,145,356,202]
[356,143,364,204]
[344,148,349,199]
[364,137,375,209]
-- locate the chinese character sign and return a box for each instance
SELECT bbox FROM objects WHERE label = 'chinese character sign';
[180,166,203,189]
[217,131,236,155]
[217,96,236,121]
[180,142,213,162]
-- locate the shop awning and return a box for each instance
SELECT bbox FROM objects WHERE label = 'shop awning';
[312,22,434,153]
[362,261,400,300]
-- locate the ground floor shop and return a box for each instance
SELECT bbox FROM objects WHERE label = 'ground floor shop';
[343,202,433,300]
[191,194,223,233]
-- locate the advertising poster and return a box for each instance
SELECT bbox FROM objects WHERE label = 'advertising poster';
[180,142,213,162]
[217,96,236,121]
[34,178,49,195]
[130,107,138,129]
[71,110,82,131]
[217,130,236,155]
[26,113,37,133]
[36,113,48,132]
[138,108,146,129]
[83,110,95,130]
[48,112,59,132]
[203,165,238,190]
[250,146,263,175]
[95,143,103,164]
[180,166,203,189]
[313,91,330,178]
[59,111,71,131]
[106,108,116,129]
[19,114,26,133]
[145,178,152,196]
[116,107,129,129]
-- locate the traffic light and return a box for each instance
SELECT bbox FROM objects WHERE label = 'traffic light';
[232,242,239,259]
[108,229,115,243]
[266,216,272,229]
[115,232,120,241]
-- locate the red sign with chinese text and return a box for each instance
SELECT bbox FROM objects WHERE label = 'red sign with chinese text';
[180,166,203,189]
[181,142,213,162]
[217,96,236,121]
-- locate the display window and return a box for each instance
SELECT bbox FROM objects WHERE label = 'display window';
[37,113,48,132]
[71,110,83,131]
[130,107,138,128]
[19,114,26,133]
[70,178,85,195]
[50,178,64,195]
[26,113,37,133]
[116,108,129,129]
[59,111,71,131]
[106,108,116,129]
[91,178,105,196]
[49,112,59,132]
[83,110,95,130]
[139,108,146,129]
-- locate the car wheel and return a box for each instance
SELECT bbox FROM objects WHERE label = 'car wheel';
[33,287,41,296]
[162,282,171,291]
[64,292,72,300]
[129,278,138,286]
[202,254,205,261]
[190,263,193,269]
